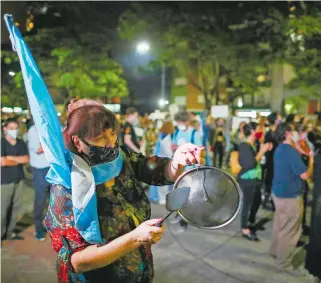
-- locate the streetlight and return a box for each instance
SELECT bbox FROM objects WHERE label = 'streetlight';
[136,41,150,55]
[9,71,15,76]
[158,99,169,108]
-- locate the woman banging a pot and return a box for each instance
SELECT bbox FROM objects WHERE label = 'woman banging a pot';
[45,99,205,283]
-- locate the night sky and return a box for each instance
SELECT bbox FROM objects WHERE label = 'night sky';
[1,1,170,114]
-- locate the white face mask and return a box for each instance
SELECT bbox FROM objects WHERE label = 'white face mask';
[177,124,187,131]
[128,115,138,126]
[6,129,18,139]
[291,131,299,143]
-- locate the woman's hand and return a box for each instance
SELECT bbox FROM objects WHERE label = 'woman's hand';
[130,219,165,245]
[171,143,206,170]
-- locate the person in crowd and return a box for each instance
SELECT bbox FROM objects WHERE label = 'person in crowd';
[238,122,272,241]
[305,137,321,283]
[44,99,205,283]
[269,123,314,276]
[122,107,141,153]
[205,115,216,146]
[226,121,246,169]
[297,124,312,235]
[149,120,175,205]
[190,112,203,138]
[171,111,203,231]
[27,122,51,241]
[1,118,29,240]
[172,111,202,150]
[255,115,266,150]
[213,124,225,169]
[262,113,279,211]
[143,121,157,157]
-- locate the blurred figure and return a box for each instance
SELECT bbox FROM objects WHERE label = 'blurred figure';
[121,107,140,153]
[238,122,271,241]
[297,124,312,235]
[262,113,280,211]
[305,138,321,283]
[212,124,225,169]
[172,111,202,150]
[270,123,313,276]
[1,118,29,240]
[149,120,175,204]
[28,124,50,241]
[171,111,202,231]
[190,112,203,138]
[144,121,157,157]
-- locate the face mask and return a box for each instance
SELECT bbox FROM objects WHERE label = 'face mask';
[128,115,138,126]
[6,129,18,139]
[291,131,299,143]
[81,139,120,165]
[177,124,187,131]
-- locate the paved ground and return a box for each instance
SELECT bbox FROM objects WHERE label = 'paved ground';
[0,183,314,283]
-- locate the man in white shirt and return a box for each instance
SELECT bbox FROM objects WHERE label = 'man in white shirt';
[27,124,50,241]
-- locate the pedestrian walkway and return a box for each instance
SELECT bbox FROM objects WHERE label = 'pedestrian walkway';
[0,199,313,283]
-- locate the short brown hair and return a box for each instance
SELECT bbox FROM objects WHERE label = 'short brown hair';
[63,99,118,153]
[126,107,137,115]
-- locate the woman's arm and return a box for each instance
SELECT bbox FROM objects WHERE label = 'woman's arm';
[71,230,139,273]
[72,218,164,273]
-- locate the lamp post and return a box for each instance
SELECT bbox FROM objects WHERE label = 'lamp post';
[136,41,167,108]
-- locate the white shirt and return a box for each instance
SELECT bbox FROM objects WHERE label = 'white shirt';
[27,125,50,169]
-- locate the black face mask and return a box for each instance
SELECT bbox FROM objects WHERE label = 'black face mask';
[81,139,120,165]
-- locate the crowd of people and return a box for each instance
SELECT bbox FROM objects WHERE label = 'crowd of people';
[1,106,321,282]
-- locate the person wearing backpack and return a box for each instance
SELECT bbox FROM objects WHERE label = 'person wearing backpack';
[238,122,272,241]
[171,111,203,231]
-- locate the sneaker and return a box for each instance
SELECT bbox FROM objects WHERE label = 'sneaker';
[11,233,24,240]
[35,236,46,242]
[35,231,46,242]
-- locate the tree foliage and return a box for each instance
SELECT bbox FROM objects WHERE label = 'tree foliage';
[1,2,129,108]
[118,2,284,108]
[119,2,321,109]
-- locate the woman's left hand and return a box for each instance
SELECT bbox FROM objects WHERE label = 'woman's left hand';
[172,143,206,169]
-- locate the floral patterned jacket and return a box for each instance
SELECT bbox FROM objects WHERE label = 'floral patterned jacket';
[45,148,173,283]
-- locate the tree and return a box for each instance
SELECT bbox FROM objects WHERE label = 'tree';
[1,2,129,108]
[286,3,321,98]
[119,2,279,109]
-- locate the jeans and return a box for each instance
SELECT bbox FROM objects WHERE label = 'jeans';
[239,179,262,229]
[1,181,24,239]
[31,167,50,237]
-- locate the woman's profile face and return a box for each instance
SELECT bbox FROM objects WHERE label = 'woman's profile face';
[73,128,118,155]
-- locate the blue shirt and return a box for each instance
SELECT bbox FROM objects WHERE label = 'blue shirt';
[273,143,307,198]
[172,127,202,147]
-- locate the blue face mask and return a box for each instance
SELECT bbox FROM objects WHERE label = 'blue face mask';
[6,129,18,139]
[81,139,120,165]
